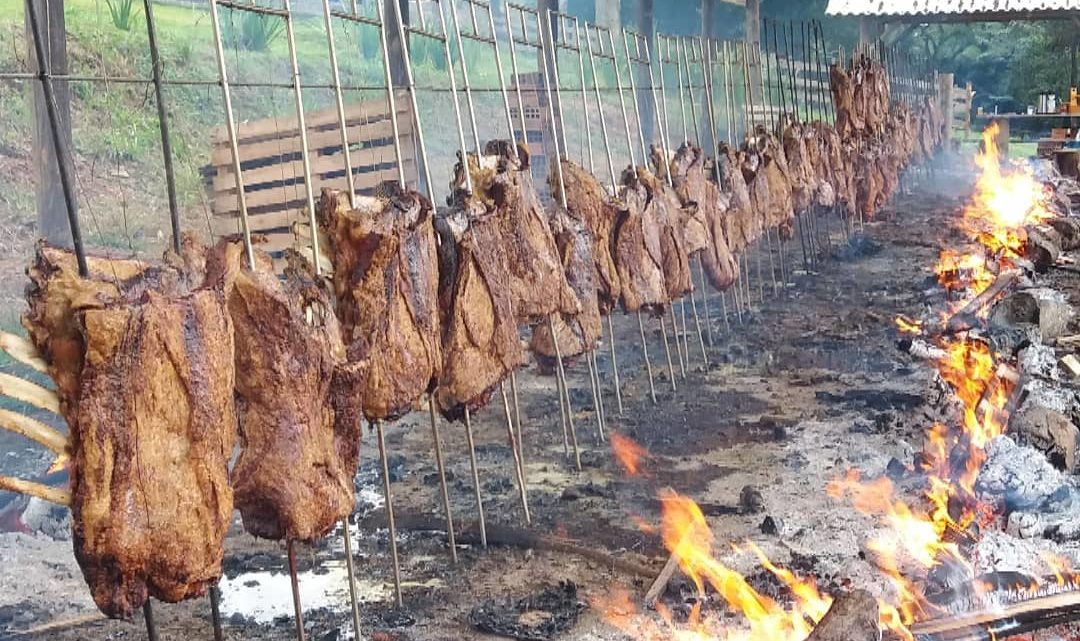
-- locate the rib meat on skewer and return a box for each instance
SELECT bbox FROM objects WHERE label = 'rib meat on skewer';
[482,140,580,325]
[529,206,603,363]
[435,157,525,419]
[317,183,442,422]
[556,159,623,314]
[667,143,740,292]
[22,241,236,619]
[205,240,364,542]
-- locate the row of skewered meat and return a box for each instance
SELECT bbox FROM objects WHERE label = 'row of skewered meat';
[9,54,941,620]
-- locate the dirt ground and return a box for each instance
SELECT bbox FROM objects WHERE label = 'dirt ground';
[2,165,1079,641]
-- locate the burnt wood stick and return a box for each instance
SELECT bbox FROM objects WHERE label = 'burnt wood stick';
[361,512,660,579]
[911,589,1080,637]
[643,553,681,606]
[805,590,880,641]
[944,269,1021,334]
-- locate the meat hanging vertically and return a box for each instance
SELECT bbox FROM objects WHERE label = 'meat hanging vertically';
[205,240,362,543]
[23,242,237,619]
[528,205,603,362]
[483,140,579,324]
[317,183,442,422]
[716,142,756,255]
[612,167,670,313]
[667,143,739,291]
[556,159,623,313]
[435,151,526,419]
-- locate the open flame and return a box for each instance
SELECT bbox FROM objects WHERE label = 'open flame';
[598,123,1063,641]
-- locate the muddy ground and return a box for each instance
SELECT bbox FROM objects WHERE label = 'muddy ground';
[2,165,1079,641]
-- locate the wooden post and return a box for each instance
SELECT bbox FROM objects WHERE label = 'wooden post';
[25,0,73,246]
[745,0,761,107]
[937,72,954,148]
[384,0,409,86]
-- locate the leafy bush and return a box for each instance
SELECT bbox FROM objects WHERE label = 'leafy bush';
[222,10,285,52]
[105,0,140,32]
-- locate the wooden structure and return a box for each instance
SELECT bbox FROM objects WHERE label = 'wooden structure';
[951,81,974,137]
[509,73,550,181]
[205,92,416,255]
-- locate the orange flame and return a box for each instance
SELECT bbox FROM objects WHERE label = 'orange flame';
[894,316,924,335]
[611,432,651,477]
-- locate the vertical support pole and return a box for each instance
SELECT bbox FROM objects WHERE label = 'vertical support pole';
[142,0,181,253]
[24,0,86,275]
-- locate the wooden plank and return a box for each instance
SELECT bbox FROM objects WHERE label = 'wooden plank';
[212,162,414,215]
[211,209,301,236]
[211,139,410,193]
[209,114,413,167]
[211,92,411,144]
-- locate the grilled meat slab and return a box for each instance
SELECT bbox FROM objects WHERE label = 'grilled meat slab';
[23,243,236,619]
[669,143,739,291]
[557,159,623,313]
[207,241,360,542]
[318,184,441,422]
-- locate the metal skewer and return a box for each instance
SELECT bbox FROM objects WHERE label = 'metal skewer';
[143,601,159,641]
[500,383,531,521]
[374,420,403,607]
[462,407,487,548]
[287,541,306,641]
[578,21,625,414]
[428,398,457,562]
[210,586,224,641]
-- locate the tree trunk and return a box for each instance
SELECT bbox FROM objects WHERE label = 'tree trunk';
[26,0,73,246]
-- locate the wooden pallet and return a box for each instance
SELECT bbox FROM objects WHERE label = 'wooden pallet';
[204,91,417,259]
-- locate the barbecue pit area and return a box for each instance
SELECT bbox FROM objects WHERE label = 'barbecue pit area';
[1,1,1080,640]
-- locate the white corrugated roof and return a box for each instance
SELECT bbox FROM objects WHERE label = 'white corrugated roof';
[826,0,1080,17]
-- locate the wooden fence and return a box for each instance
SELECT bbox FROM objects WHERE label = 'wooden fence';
[205,91,417,256]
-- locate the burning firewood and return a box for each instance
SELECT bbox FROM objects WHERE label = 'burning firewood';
[803,590,881,641]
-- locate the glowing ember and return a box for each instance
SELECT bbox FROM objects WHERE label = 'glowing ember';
[894,315,924,335]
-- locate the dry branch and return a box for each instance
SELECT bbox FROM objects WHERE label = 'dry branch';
[0,332,48,373]
[0,475,70,507]
[0,409,68,453]
[0,373,60,414]
[644,554,681,606]
[945,269,1022,334]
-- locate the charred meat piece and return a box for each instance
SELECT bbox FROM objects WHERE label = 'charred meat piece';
[23,243,236,619]
[556,159,623,313]
[206,240,361,543]
[623,166,692,303]
[482,141,579,324]
[717,142,755,255]
[529,206,603,362]
[669,143,739,291]
[317,183,441,421]
[436,154,526,419]
[613,168,669,313]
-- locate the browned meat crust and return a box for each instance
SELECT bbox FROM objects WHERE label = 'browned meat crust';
[23,242,236,619]
[556,159,623,313]
[317,183,442,422]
